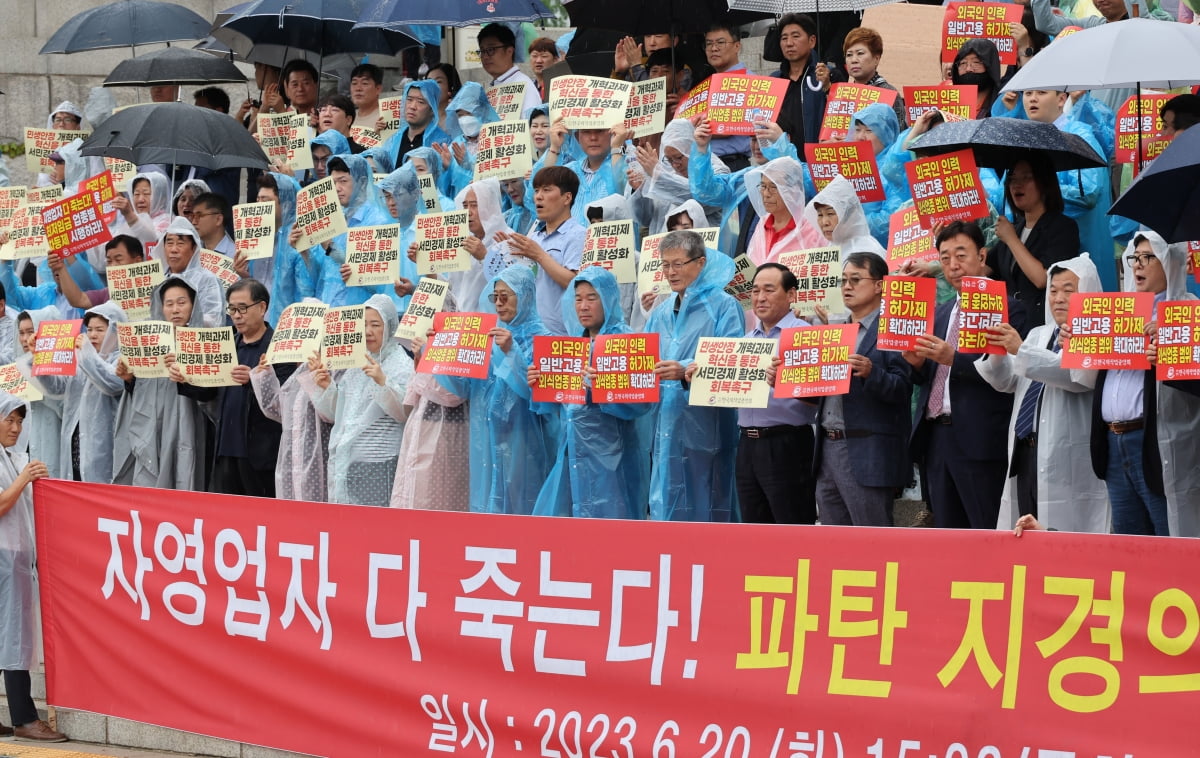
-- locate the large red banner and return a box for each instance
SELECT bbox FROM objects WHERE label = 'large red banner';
[36,480,1200,758]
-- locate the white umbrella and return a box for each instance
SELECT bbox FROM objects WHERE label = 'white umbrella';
[728,0,898,12]
[1000,17,1200,93]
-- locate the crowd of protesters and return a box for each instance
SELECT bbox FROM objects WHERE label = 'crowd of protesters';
[2,6,1200,741]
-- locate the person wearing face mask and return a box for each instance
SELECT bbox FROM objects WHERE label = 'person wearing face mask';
[950,40,1002,120]
[306,294,415,506]
[436,82,501,200]
[976,254,1107,533]
[112,278,213,490]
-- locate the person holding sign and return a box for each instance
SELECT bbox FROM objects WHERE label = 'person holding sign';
[308,294,414,506]
[629,118,727,236]
[646,230,744,522]
[986,155,1081,330]
[435,267,553,514]
[476,24,541,117]
[111,172,172,247]
[839,29,907,128]
[1019,88,1118,291]
[172,280,295,497]
[0,391,68,744]
[379,80,451,172]
[73,301,128,484]
[813,252,914,527]
[701,23,754,171]
[1080,233,1200,536]
[529,267,653,520]
[744,157,826,267]
[326,156,393,307]
[378,165,423,308]
[494,167,587,336]
[152,217,225,327]
[113,278,210,491]
[438,83,501,199]
[250,173,317,325]
[976,254,1108,533]
[803,176,887,260]
[725,263,819,524]
[906,221,1027,530]
[11,307,65,478]
[307,129,351,185]
[400,147,456,211]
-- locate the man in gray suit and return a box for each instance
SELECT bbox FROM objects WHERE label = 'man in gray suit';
[815,251,914,526]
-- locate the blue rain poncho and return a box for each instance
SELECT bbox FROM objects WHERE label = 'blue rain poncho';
[687,147,753,258]
[377,165,423,313]
[320,154,394,307]
[0,391,38,671]
[255,172,317,326]
[443,83,502,198]
[112,276,211,490]
[310,294,414,506]
[437,267,555,514]
[380,80,451,172]
[305,129,352,186]
[401,147,458,212]
[533,267,653,519]
[1058,114,1118,291]
[848,103,910,245]
[0,254,104,319]
[645,252,744,522]
[533,133,627,227]
[13,306,64,479]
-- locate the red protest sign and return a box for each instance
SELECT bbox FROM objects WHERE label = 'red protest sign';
[705,73,788,136]
[419,312,498,380]
[531,336,590,404]
[902,85,978,125]
[878,276,937,351]
[804,141,885,203]
[1189,241,1200,285]
[819,83,898,142]
[906,149,989,229]
[31,319,82,377]
[942,2,1023,65]
[957,277,1008,355]
[1135,134,1173,177]
[592,332,659,403]
[775,324,856,398]
[887,206,937,266]
[1062,292,1154,370]
[41,170,115,258]
[1115,94,1171,164]
[1156,300,1200,381]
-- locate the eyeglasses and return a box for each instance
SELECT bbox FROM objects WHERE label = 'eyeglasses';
[488,292,512,304]
[192,211,221,219]
[226,301,265,316]
[704,39,734,50]
[476,45,510,58]
[956,58,986,73]
[759,182,780,196]
[660,257,703,272]
[51,116,80,127]
[1125,253,1157,267]
[840,276,879,288]
[663,153,687,168]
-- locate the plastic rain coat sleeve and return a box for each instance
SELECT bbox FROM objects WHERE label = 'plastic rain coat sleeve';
[252,364,331,502]
[436,266,554,514]
[532,267,653,519]
[321,295,413,505]
[1057,117,1118,291]
[0,392,37,670]
[390,372,470,511]
[644,253,744,522]
[13,306,64,478]
[75,303,128,483]
[744,157,827,265]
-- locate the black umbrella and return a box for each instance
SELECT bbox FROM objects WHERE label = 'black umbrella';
[353,0,554,27]
[214,0,421,59]
[80,102,269,171]
[908,118,1106,172]
[1109,126,1200,244]
[103,48,247,87]
[40,0,211,54]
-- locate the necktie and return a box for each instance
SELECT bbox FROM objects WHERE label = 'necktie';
[1014,328,1061,440]
[925,306,960,418]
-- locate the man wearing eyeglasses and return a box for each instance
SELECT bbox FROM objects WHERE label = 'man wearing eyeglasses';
[477,24,541,116]
[178,278,296,497]
[702,23,754,172]
[191,193,236,257]
[814,251,913,527]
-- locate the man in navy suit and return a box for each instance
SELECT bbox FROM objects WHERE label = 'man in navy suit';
[906,221,1026,529]
[815,251,914,526]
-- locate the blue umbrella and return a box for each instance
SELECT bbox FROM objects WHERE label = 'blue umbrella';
[40,0,211,54]
[353,0,554,28]
[1109,126,1200,244]
[215,0,421,58]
